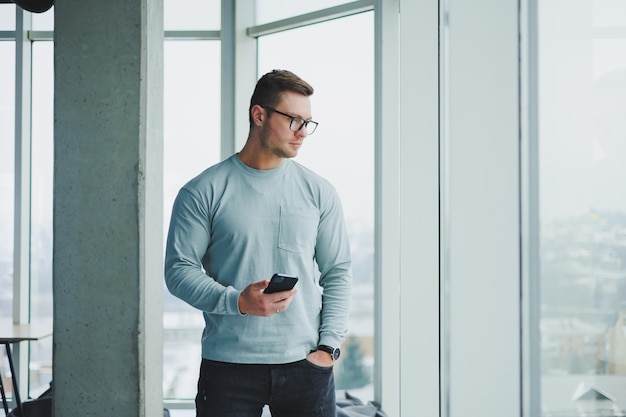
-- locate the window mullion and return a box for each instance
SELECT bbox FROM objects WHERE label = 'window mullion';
[14,7,32,326]
[13,5,33,402]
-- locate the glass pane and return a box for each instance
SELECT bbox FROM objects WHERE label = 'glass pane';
[0,42,15,320]
[593,0,626,26]
[0,4,15,30]
[537,0,626,415]
[164,0,220,31]
[163,40,221,400]
[32,6,54,31]
[258,12,375,400]
[30,40,54,396]
[255,0,353,25]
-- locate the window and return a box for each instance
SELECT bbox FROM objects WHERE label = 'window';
[31,7,53,30]
[0,41,15,323]
[29,40,54,396]
[4,3,379,413]
[536,0,626,414]
[0,22,16,396]
[162,40,221,401]
[162,4,376,411]
[257,10,375,399]
[164,0,220,31]
[0,10,54,400]
[0,4,16,29]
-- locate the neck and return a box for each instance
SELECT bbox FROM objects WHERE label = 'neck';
[237,141,284,170]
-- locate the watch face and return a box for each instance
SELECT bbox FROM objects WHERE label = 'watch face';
[332,347,341,360]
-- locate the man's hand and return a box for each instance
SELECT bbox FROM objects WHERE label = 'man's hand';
[306,349,335,367]
[238,279,298,316]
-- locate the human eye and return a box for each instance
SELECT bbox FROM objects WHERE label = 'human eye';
[290,116,305,130]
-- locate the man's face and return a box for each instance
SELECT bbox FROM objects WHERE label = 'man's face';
[259,91,312,159]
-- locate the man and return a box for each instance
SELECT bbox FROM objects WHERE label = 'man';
[165,69,352,417]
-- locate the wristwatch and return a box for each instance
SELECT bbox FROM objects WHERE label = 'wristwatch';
[317,344,341,360]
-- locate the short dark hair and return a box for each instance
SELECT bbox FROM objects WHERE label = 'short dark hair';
[248,70,314,125]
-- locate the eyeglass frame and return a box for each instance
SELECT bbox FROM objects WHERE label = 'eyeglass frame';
[261,105,319,135]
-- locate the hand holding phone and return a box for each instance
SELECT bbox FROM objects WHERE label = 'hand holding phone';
[238,274,299,316]
[263,273,299,294]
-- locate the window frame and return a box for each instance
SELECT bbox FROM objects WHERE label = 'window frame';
[440,0,523,416]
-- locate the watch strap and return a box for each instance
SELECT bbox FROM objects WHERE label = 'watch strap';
[317,344,340,360]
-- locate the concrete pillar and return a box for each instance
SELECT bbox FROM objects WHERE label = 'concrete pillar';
[53,1,163,416]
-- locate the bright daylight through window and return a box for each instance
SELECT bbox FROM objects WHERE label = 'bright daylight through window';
[162,8,375,404]
[536,0,626,415]
[1,2,374,410]
[257,11,375,399]
[162,40,221,400]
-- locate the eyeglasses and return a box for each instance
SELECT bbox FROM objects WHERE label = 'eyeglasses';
[262,106,319,135]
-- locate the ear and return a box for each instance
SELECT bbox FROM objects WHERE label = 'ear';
[250,104,266,127]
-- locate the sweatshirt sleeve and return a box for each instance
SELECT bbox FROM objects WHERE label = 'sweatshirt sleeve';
[315,185,353,348]
[164,187,242,316]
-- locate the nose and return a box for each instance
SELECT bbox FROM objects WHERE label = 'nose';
[295,126,308,138]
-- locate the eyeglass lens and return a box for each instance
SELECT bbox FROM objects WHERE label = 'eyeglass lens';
[290,118,318,135]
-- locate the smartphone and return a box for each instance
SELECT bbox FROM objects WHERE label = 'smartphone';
[263,273,299,294]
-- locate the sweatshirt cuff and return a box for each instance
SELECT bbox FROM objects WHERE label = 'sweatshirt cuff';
[318,332,344,349]
[226,287,246,316]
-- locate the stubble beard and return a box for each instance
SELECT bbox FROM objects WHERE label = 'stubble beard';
[260,129,296,159]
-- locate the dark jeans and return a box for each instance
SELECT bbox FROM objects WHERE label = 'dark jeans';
[196,358,336,417]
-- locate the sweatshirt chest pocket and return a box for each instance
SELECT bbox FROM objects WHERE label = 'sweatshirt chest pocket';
[278,205,319,254]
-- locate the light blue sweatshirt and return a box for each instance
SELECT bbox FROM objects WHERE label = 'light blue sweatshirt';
[165,154,352,364]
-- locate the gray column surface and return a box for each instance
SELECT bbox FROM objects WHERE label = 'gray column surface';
[53,0,163,416]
